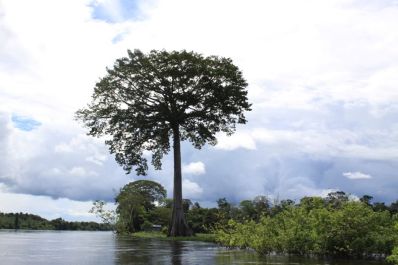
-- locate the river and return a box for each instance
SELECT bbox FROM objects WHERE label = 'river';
[0,230,389,265]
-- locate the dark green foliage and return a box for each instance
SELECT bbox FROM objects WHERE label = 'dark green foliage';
[216,197,233,224]
[325,191,349,209]
[141,220,154,231]
[0,212,112,231]
[49,218,112,231]
[360,194,373,206]
[182,199,193,214]
[14,213,20,229]
[186,204,219,233]
[373,202,389,212]
[253,195,271,218]
[390,201,398,215]
[147,206,171,228]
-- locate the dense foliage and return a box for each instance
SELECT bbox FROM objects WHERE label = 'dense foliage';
[387,222,398,264]
[115,180,166,233]
[215,193,398,259]
[76,49,251,236]
[0,212,112,231]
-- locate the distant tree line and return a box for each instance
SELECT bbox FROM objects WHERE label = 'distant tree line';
[0,212,112,231]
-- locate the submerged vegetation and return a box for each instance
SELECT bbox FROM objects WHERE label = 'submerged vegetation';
[214,195,398,260]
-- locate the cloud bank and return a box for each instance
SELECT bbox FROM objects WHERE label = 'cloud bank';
[1,0,398,219]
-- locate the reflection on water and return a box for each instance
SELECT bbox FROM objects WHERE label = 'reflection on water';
[0,230,389,265]
[115,237,219,264]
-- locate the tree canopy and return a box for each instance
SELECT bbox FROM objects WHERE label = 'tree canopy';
[76,49,251,175]
[116,180,167,211]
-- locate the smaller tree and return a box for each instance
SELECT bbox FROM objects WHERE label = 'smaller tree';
[117,180,167,211]
[390,200,398,214]
[253,195,271,218]
[115,180,167,233]
[239,200,256,221]
[373,202,389,212]
[360,194,373,207]
[217,197,232,224]
[325,191,349,209]
[299,196,325,211]
[89,200,117,227]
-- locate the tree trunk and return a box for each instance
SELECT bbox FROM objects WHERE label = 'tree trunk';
[168,125,192,237]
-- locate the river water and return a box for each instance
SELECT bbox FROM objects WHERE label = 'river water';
[0,230,389,265]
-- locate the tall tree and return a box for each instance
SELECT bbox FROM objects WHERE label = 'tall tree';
[76,49,251,236]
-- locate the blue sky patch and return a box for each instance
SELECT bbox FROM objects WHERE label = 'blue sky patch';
[12,114,41,131]
[90,0,141,23]
[112,32,127,44]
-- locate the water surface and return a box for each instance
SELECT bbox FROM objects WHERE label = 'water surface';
[0,230,389,265]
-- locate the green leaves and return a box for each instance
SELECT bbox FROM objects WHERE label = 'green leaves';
[215,200,398,258]
[387,221,398,264]
[76,49,250,175]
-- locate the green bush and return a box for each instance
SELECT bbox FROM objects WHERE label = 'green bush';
[141,220,153,231]
[215,200,398,259]
[387,222,398,264]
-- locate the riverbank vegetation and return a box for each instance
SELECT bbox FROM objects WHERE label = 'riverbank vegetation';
[0,212,112,231]
[214,195,398,260]
[93,180,398,261]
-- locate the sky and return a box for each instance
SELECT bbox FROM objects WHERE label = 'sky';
[0,0,398,221]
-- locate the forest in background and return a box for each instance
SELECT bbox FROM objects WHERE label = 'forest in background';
[0,212,112,231]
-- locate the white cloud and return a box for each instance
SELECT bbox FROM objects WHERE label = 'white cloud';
[182,179,203,198]
[69,167,98,177]
[213,128,398,162]
[215,132,257,150]
[343,171,373,180]
[54,143,73,153]
[182,161,206,175]
[0,111,127,201]
[0,191,112,222]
